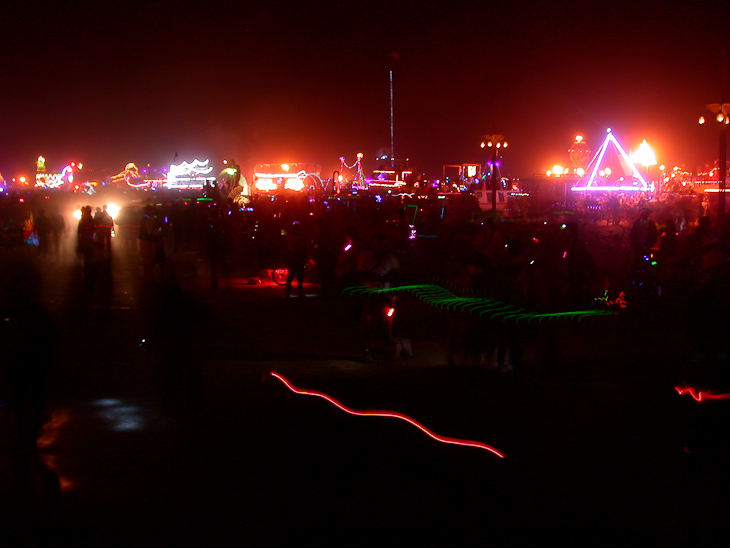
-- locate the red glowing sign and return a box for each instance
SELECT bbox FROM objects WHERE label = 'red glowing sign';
[270,371,505,458]
[675,386,730,402]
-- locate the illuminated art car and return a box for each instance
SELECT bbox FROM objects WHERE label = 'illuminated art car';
[252,163,323,193]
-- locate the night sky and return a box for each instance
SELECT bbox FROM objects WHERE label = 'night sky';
[2,0,729,181]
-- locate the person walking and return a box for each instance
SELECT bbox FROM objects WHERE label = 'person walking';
[284,222,308,298]
[77,205,96,284]
[50,207,67,260]
[94,204,114,259]
[138,205,158,282]
[630,207,658,264]
[33,208,53,257]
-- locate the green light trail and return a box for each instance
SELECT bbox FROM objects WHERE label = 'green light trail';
[343,284,614,323]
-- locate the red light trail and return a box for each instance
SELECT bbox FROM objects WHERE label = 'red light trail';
[270,371,505,458]
[675,386,730,402]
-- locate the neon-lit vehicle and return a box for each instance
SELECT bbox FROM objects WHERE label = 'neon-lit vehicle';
[252,163,323,193]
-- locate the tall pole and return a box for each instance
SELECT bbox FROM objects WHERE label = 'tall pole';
[699,49,729,222]
[480,134,507,213]
[721,122,727,219]
[491,145,498,212]
[721,49,727,220]
[389,70,395,169]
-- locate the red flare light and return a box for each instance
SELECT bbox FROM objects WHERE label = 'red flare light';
[270,371,505,458]
[675,386,730,402]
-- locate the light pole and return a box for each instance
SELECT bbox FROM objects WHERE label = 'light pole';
[480,135,508,212]
[332,171,340,197]
[699,103,730,219]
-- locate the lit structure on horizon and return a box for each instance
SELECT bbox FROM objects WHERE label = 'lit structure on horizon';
[629,139,657,171]
[480,133,508,210]
[252,163,323,193]
[699,101,729,217]
[112,163,144,187]
[35,158,81,189]
[368,167,412,189]
[110,162,167,188]
[571,129,653,192]
[339,153,365,190]
[568,135,591,174]
[165,158,214,189]
[545,136,590,177]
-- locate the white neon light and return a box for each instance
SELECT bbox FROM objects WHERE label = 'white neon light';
[168,159,213,180]
[368,181,406,187]
[255,179,277,191]
[35,173,64,188]
[571,185,652,192]
[254,169,317,192]
[255,172,290,179]
[573,130,650,191]
[164,158,213,189]
[165,180,207,189]
[112,162,152,188]
[284,178,304,191]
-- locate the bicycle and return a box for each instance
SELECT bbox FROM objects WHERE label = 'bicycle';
[270,260,319,286]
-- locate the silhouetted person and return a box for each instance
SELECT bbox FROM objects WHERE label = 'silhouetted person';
[284,221,308,298]
[488,230,530,371]
[138,205,158,281]
[201,206,226,291]
[335,226,365,278]
[49,207,66,260]
[312,217,339,300]
[357,233,400,360]
[33,208,52,257]
[94,204,114,259]
[630,207,658,262]
[77,205,95,283]
[657,218,679,265]
[564,222,595,310]
[685,215,717,266]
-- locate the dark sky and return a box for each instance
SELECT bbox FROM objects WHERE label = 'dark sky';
[2,0,729,180]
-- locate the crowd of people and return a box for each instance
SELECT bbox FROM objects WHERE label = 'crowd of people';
[2,188,729,370]
[2,187,730,506]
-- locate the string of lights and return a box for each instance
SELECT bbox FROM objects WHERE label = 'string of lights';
[339,154,364,187]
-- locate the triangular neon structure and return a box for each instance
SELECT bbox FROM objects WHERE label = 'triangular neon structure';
[571,129,653,192]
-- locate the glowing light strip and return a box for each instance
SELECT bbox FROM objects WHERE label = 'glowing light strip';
[342,284,614,323]
[270,371,505,458]
[367,181,406,187]
[571,185,651,192]
[575,131,650,191]
[675,386,730,402]
[254,172,298,179]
